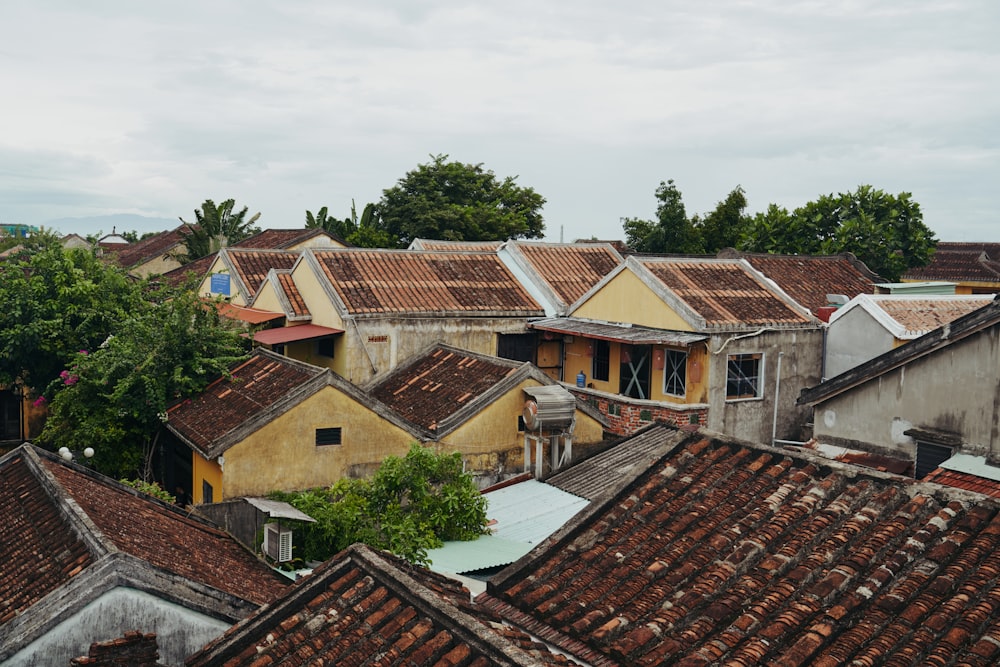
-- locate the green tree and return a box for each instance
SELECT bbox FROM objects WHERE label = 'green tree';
[377,155,546,247]
[739,185,935,280]
[38,285,249,479]
[180,198,261,261]
[695,185,750,253]
[271,443,489,565]
[0,232,143,391]
[307,201,395,248]
[622,179,702,254]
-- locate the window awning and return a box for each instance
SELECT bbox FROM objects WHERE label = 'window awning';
[529,317,707,346]
[251,324,344,345]
[217,303,285,325]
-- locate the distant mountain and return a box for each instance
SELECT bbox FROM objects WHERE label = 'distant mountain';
[43,214,180,238]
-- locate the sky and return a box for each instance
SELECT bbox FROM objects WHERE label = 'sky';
[3,1,998,242]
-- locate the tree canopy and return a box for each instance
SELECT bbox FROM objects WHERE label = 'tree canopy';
[376,154,546,247]
[623,181,936,280]
[0,232,143,391]
[38,283,249,479]
[179,198,261,261]
[306,201,395,248]
[271,443,489,565]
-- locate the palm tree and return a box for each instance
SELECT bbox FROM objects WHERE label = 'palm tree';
[180,199,261,262]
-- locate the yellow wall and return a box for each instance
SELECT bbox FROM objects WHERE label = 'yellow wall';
[220,385,417,499]
[193,452,223,504]
[572,269,695,331]
[198,256,235,301]
[250,280,285,314]
[561,336,710,404]
[131,253,183,278]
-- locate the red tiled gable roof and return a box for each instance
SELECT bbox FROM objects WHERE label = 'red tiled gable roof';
[485,426,1000,665]
[312,249,544,316]
[166,352,324,455]
[872,296,994,337]
[903,242,1000,283]
[225,249,300,300]
[41,458,289,607]
[0,452,94,624]
[515,242,623,306]
[101,227,186,269]
[636,258,813,327]
[923,467,1000,499]
[235,228,339,249]
[368,345,520,431]
[275,270,309,317]
[188,544,580,666]
[736,253,880,313]
[159,253,216,288]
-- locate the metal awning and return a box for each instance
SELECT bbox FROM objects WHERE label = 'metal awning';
[530,317,707,346]
[217,303,285,325]
[244,497,316,522]
[251,324,344,345]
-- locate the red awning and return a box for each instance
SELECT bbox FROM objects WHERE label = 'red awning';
[252,324,344,345]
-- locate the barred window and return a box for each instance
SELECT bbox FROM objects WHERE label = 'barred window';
[663,348,687,397]
[315,427,342,446]
[726,353,762,400]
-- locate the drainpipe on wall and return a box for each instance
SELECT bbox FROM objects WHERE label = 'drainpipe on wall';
[771,351,784,446]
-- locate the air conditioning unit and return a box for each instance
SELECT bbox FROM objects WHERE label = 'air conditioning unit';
[263,522,293,563]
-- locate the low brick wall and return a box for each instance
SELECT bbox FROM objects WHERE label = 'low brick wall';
[70,631,161,667]
[567,386,708,436]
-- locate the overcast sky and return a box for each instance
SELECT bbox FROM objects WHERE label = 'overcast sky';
[3,1,997,242]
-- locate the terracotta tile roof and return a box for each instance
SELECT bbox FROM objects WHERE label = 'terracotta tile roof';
[722,251,881,313]
[485,425,1000,665]
[367,344,522,432]
[275,269,309,317]
[159,253,216,288]
[235,228,342,249]
[224,249,300,300]
[923,467,1000,499]
[187,543,581,666]
[512,241,623,307]
[40,456,289,607]
[166,350,326,456]
[101,226,186,270]
[633,257,815,328]
[0,451,94,624]
[903,242,1000,283]
[310,248,544,316]
[870,295,994,338]
[409,239,505,252]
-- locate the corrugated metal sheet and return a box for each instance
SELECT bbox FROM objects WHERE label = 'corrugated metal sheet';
[941,453,1000,481]
[244,497,317,522]
[425,480,588,575]
[529,317,707,346]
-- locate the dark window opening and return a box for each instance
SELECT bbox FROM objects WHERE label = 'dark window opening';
[272,344,285,356]
[498,333,536,363]
[592,339,610,382]
[202,480,214,504]
[727,353,762,400]
[316,427,343,446]
[619,344,651,399]
[916,441,953,479]
[663,348,687,397]
[316,337,335,358]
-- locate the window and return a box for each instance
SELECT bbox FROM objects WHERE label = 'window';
[726,353,762,400]
[316,427,342,446]
[316,337,335,358]
[619,345,651,400]
[498,333,536,363]
[202,480,214,504]
[272,344,285,356]
[663,348,687,397]
[915,441,953,479]
[592,339,610,382]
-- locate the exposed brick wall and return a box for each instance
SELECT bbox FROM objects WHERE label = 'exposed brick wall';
[69,631,161,667]
[568,388,708,436]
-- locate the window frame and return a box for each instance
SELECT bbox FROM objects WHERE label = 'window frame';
[726,352,764,401]
[315,337,335,359]
[662,347,688,398]
[592,339,610,382]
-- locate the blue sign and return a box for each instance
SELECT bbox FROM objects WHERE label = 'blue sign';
[210,273,231,295]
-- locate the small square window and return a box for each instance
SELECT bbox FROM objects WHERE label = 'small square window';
[727,353,763,400]
[663,348,687,397]
[316,427,342,446]
[316,338,335,358]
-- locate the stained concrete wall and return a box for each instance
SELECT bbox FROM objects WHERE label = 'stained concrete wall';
[825,306,896,378]
[811,324,1000,461]
[4,587,230,667]
[708,328,825,445]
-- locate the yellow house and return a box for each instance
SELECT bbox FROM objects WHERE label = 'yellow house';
[164,345,604,503]
[247,248,546,383]
[531,256,824,445]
